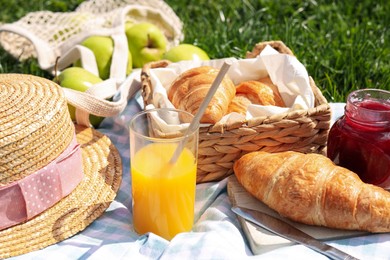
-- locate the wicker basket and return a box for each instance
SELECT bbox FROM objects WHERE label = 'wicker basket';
[141,41,331,183]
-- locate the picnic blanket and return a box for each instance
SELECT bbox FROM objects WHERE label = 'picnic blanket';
[8,96,390,260]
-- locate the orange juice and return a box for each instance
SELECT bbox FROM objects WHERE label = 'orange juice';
[131,142,197,240]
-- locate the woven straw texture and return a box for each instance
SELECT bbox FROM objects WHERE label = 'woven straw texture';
[0,74,74,185]
[141,41,331,184]
[0,126,122,258]
[0,75,122,258]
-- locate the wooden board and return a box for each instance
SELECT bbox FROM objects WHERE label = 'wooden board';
[227,175,368,255]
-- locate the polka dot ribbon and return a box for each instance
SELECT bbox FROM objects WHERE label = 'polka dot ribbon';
[0,135,83,230]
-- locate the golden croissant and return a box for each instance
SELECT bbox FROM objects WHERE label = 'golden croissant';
[168,66,236,124]
[233,151,390,232]
[227,77,285,115]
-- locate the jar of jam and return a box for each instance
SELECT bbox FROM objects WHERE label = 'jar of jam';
[327,89,390,189]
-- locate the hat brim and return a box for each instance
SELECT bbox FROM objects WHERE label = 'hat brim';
[0,125,122,258]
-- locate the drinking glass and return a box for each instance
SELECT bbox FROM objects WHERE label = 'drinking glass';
[129,108,198,240]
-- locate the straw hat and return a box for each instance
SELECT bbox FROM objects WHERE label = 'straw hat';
[0,74,122,258]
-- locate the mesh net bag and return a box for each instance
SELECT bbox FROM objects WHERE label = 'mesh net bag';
[0,0,183,127]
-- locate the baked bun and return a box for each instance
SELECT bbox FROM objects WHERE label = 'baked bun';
[258,76,285,104]
[227,77,285,114]
[227,94,252,115]
[234,151,390,232]
[168,66,236,124]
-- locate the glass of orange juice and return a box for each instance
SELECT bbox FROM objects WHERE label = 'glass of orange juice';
[129,108,198,240]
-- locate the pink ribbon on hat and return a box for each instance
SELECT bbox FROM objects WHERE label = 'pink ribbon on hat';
[0,135,84,231]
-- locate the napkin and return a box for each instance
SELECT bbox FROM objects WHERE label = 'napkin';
[145,104,190,135]
[146,44,315,127]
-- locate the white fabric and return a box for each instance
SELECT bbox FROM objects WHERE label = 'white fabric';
[146,45,315,126]
[8,102,390,260]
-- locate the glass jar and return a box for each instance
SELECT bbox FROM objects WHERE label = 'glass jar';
[327,89,390,189]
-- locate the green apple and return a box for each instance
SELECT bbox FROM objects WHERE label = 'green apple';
[75,35,132,80]
[163,44,210,62]
[56,67,105,127]
[125,22,167,68]
[125,21,134,32]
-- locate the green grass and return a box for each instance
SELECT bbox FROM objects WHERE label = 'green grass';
[1,0,389,102]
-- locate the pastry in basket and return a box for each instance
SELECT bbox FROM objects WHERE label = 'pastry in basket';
[227,76,285,115]
[168,66,236,124]
[233,151,390,233]
[227,95,253,115]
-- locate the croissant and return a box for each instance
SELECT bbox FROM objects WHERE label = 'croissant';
[227,94,252,115]
[227,77,285,115]
[233,151,390,232]
[168,66,236,124]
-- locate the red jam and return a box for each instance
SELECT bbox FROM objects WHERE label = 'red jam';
[327,89,390,189]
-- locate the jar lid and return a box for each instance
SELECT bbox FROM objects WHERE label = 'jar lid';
[346,89,390,127]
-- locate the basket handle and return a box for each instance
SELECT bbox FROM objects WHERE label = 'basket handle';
[246,41,294,58]
[140,60,171,107]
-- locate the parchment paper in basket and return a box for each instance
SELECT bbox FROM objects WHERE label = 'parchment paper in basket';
[144,61,231,145]
[146,44,316,124]
[144,104,190,138]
